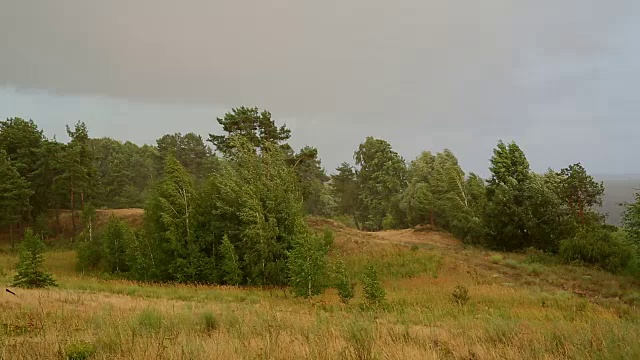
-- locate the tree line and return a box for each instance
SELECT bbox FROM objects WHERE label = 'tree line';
[2,107,640,290]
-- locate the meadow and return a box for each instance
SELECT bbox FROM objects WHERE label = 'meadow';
[2,219,640,360]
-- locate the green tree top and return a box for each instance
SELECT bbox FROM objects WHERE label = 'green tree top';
[208,107,291,156]
[0,151,33,228]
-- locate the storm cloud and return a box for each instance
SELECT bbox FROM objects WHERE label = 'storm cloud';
[1,0,639,174]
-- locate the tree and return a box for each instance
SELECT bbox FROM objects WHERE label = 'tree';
[12,228,57,288]
[558,163,605,225]
[196,138,309,286]
[331,162,360,227]
[287,231,329,298]
[0,118,44,218]
[101,215,133,273]
[32,139,67,234]
[362,264,385,305]
[289,146,332,216]
[354,137,407,231]
[623,192,640,245]
[208,107,291,156]
[144,156,203,282]
[60,122,97,240]
[220,234,242,285]
[0,151,33,248]
[484,141,534,250]
[333,257,355,303]
[157,133,216,180]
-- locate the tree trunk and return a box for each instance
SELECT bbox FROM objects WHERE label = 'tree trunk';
[81,191,85,208]
[430,211,435,228]
[353,215,361,231]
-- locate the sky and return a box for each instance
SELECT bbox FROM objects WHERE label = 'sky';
[1,0,639,176]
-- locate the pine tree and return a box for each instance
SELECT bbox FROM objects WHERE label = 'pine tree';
[287,232,329,298]
[12,229,57,288]
[220,235,242,285]
[0,151,33,248]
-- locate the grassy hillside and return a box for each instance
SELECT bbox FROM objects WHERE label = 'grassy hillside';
[2,219,640,359]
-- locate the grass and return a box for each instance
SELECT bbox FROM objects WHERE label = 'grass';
[2,224,640,359]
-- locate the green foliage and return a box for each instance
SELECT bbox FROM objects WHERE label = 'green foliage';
[362,264,386,305]
[65,341,95,360]
[402,149,487,243]
[558,163,605,225]
[623,192,640,245]
[451,285,470,306]
[333,257,355,303]
[0,150,33,231]
[287,231,329,297]
[76,237,103,272]
[200,311,220,333]
[290,146,332,216]
[199,138,308,286]
[354,137,407,231]
[156,132,216,180]
[101,215,133,273]
[12,228,57,288]
[331,162,360,227]
[208,106,291,156]
[559,227,635,273]
[220,235,242,285]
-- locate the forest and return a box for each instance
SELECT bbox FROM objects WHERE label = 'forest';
[1,108,640,290]
[3,109,640,359]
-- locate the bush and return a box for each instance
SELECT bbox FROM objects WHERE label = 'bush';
[101,215,133,273]
[200,311,220,333]
[559,228,634,273]
[362,264,385,305]
[451,285,470,306]
[333,257,355,304]
[288,232,329,298]
[65,341,95,360]
[76,238,103,272]
[12,229,57,288]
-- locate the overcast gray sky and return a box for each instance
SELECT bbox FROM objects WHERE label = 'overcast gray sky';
[1,0,639,175]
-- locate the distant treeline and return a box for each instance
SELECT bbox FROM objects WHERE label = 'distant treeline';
[1,107,639,286]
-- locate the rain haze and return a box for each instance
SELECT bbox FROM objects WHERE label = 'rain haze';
[1,0,639,175]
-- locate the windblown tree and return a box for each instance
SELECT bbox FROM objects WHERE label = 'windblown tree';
[558,163,605,225]
[484,141,534,250]
[208,107,291,156]
[0,151,33,247]
[331,162,360,227]
[197,137,309,286]
[289,146,332,216]
[144,156,208,282]
[157,132,216,180]
[623,191,640,245]
[354,137,407,231]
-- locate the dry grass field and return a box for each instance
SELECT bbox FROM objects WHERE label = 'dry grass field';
[2,218,640,359]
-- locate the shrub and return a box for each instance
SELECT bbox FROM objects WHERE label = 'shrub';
[333,257,355,304]
[321,227,335,249]
[490,255,504,264]
[451,285,470,306]
[12,229,57,288]
[76,238,103,272]
[65,341,95,360]
[101,215,133,273]
[287,232,329,298]
[362,264,385,305]
[200,311,220,333]
[220,235,242,285]
[559,228,634,273]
